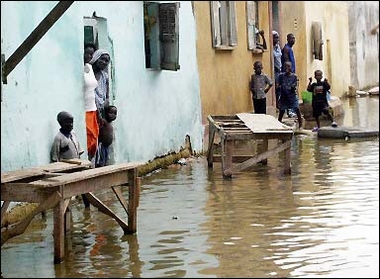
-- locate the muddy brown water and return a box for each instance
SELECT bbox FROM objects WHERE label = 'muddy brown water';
[1,96,379,278]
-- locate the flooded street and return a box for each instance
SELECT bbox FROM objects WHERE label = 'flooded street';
[1,96,379,278]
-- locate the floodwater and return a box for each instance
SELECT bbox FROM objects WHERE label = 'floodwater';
[1,96,379,278]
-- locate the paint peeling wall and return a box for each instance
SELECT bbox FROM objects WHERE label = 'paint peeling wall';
[348,1,379,90]
[193,1,274,125]
[1,1,203,172]
[280,1,351,97]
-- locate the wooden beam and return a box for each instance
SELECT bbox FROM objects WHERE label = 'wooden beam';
[223,140,292,177]
[84,192,130,234]
[2,191,61,246]
[2,1,74,84]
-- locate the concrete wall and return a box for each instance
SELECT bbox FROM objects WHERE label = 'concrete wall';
[1,1,203,172]
[280,1,351,97]
[348,1,379,90]
[193,1,274,126]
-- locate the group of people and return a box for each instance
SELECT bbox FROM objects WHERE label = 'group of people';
[51,43,117,172]
[249,31,337,131]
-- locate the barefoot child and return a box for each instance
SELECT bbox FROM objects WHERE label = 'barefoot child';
[96,105,117,167]
[307,69,337,131]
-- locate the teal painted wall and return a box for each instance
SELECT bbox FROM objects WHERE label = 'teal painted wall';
[1,1,203,172]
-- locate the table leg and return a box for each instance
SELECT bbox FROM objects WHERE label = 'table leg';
[260,139,268,165]
[223,140,234,178]
[53,197,66,264]
[284,140,291,174]
[128,168,138,233]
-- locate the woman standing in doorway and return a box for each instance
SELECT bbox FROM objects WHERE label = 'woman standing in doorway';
[83,43,99,166]
[89,49,111,123]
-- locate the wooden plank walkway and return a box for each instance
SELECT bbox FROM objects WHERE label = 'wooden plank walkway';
[1,159,145,263]
[207,113,294,178]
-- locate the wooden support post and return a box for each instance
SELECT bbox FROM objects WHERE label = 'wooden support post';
[260,139,268,165]
[1,201,10,227]
[127,168,138,234]
[63,198,71,233]
[223,140,234,178]
[284,140,291,174]
[53,192,66,264]
[207,126,216,168]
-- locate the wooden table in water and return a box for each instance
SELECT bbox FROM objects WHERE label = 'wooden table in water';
[207,113,295,178]
[1,159,145,263]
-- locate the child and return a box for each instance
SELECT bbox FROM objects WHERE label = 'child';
[307,69,337,131]
[276,61,303,129]
[250,61,273,114]
[96,105,117,167]
[51,111,84,162]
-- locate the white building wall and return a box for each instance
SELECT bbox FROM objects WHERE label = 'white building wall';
[1,1,203,172]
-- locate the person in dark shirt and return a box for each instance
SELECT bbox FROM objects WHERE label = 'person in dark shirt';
[307,69,337,131]
[276,61,303,129]
[51,111,84,162]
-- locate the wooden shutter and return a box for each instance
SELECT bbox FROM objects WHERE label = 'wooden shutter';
[159,2,180,70]
[210,1,221,47]
[246,1,256,50]
[229,1,237,46]
[312,21,323,60]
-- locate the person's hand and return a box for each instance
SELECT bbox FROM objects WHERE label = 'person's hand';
[259,30,264,36]
[324,78,328,82]
[309,77,312,83]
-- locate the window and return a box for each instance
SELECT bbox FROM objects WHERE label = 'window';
[210,1,237,49]
[84,17,99,48]
[246,1,264,52]
[144,2,180,71]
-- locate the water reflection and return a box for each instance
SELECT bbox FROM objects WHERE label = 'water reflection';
[1,96,379,278]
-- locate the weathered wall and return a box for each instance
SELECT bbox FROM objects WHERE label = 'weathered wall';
[1,1,204,172]
[280,1,351,97]
[193,1,274,126]
[348,1,379,90]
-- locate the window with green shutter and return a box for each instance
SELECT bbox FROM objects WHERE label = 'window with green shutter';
[144,2,180,71]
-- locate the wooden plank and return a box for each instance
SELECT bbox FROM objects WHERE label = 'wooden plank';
[66,171,130,199]
[223,140,292,177]
[112,186,129,214]
[236,113,294,134]
[40,160,91,172]
[1,191,61,246]
[1,183,56,203]
[225,133,292,141]
[212,155,256,163]
[211,115,240,120]
[29,162,145,189]
[1,201,10,226]
[1,160,91,183]
[84,192,130,233]
[1,169,46,184]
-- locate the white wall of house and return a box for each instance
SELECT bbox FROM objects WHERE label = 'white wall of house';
[1,1,203,172]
